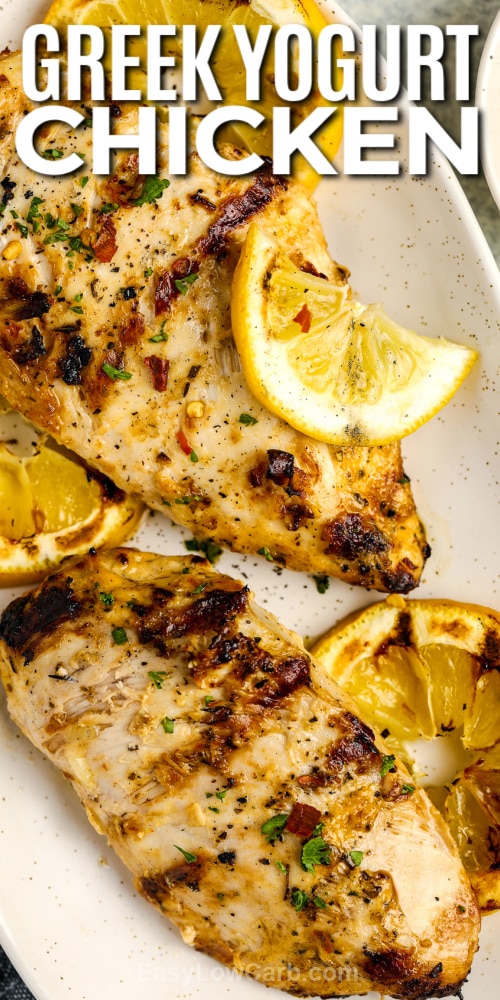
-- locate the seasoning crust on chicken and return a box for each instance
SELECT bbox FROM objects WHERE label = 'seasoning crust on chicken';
[0,52,428,593]
[0,548,479,999]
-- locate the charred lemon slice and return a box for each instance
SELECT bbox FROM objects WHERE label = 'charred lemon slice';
[312,598,500,912]
[0,403,143,585]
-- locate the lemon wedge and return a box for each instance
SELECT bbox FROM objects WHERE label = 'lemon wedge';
[0,405,143,585]
[231,224,478,446]
[312,597,500,912]
[45,0,343,189]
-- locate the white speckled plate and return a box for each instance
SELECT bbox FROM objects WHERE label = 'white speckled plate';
[0,1,499,999]
[477,10,500,211]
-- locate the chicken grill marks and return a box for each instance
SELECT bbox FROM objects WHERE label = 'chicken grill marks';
[0,550,480,1000]
[0,50,429,592]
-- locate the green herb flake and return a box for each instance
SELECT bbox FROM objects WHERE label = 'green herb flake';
[208,806,220,813]
[184,537,223,564]
[349,850,364,867]
[80,176,89,188]
[174,273,198,295]
[99,592,114,606]
[161,717,175,734]
[16,223,29,239]
[74,292,83,302]
[111,626,128,645]
[149,330,169,343]
[275,861,287,874]
[100,202,119,215]
[54,284,63,296]
[148,670,168,689]
[258,546,274,562]
[27,196,44,223]
[144,267,153,278]
[239,413,258,426]
[190,450,199,463]
[71,203,84,217]
[261,813,288,844]
[313,574,330,595]
[215,789,228,802]
[458,904,466,914]
[43,148,64,159]
[401,783,415,795]
[301,836,331,874]
[291,888,309,912]
[217,892,224,902]
[70,305,84,314]
[314,896,327,908]
[205,695,215,706]
[380,754,396,777]
[174,845,197,864]
[10,210,18,219]
[134,176,170,207]
[102,363,133,381]
[192,583,207,595]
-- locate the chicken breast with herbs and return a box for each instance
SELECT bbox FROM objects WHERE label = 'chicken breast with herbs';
[0,51,430,592]
[0,548,479,999]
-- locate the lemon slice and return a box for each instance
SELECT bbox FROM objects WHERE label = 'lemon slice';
[45,0,343,189]
[311,597,500,912]
[231,224,478,446]
[0,409,143,585]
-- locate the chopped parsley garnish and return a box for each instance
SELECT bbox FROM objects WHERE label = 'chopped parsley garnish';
[174,845,197,864]
[102,363,133,381]
[258,546,274,562]
[261,814,288,844]
[134,176,170,207]
[16,222,29,238]
[275,861,287,874]
[54,284,63,296]
[45,212,56,228]
[100,202,119,214]
[401,783,415,795]
[190,450,199,463]
[349,850,364,867]
[208,806,220,813]
[314,896,327,908]
[70,305,84,314]
[192,582,207,595]
[301,836,331,874]
[99,592,114,606]
[144,267,153,278]
[43,148,64,159]
[74,293,83,302]
[71,203,84,217]
[148,670,168,689]
[161,717,175,734]
[184,537,223,564]
[149,328,168,343]
[80,176,89,188]
[239,413,258,426]
[313,575,330,594]
[291,888,309,911]
[27,196,44,223]
[111,626,128,645]
[380,754,396,777]
[205,695,215,705]
[215,789,228,802]
[174,273,198,295]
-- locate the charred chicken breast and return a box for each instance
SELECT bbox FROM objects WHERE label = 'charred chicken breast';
[0,548,479,999]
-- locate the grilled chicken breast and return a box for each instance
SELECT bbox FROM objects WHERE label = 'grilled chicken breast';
[0,51,428,593]
[0,548,479,998]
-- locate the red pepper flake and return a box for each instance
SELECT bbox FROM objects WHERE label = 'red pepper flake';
[144,356,170,392]
[93,217,118,263]
[293,303,312,333]
[285,802,322,839]
[176,428,192,455]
